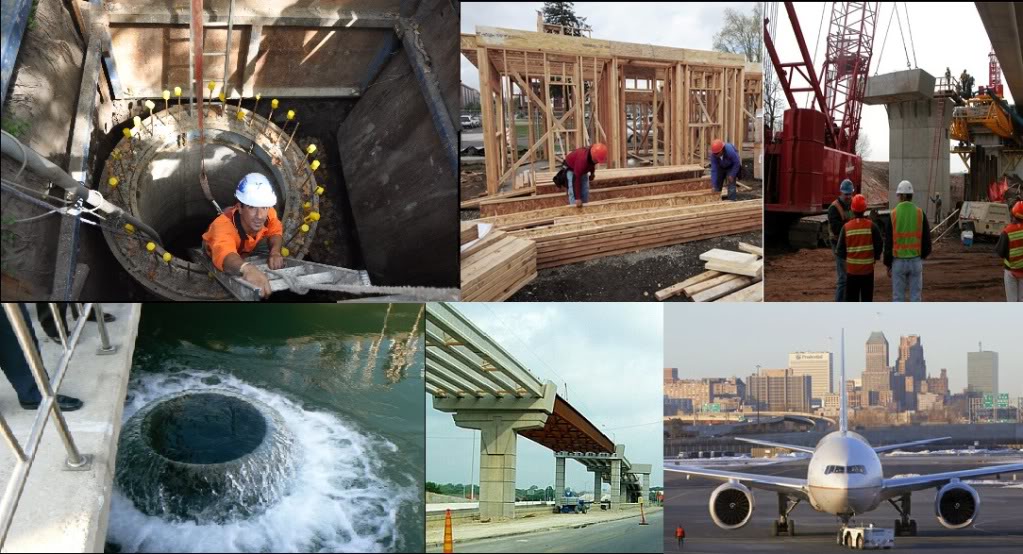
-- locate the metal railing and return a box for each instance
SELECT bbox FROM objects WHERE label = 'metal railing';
[0,303,118,547]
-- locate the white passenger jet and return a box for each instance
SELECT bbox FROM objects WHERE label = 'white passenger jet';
[667,330,1023,538]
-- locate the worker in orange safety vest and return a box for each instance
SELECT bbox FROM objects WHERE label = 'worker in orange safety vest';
[836,194,883,302]
[996,200,1023,301]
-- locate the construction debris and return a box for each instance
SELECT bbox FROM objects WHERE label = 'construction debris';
[656,242,764,302]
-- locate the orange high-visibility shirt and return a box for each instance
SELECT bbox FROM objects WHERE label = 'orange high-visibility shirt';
[201,204,283,270]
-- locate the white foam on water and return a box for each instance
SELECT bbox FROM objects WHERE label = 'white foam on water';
[107,369,416,553]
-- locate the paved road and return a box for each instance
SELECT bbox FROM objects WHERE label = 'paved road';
[435,510,663,553]
[663,455,1023,553]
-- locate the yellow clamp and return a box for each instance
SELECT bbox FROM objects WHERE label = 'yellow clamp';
[162,252,172,263]
[146,242,156,252]
[310,160,321,171]
[132,116,142,128]
[124,223,135,234]
[208,81,216,92]
[303,212,320,224]
[144,100,156,111]
[123,128,133,138]
[271,98,279,109]
[306,144,317,155]
[300,224,310,233]
[218,91,226,103]
[162,90,170,101]
[287,110,296,121]
[303,201,311,211]
[315,186,324,196]
[255,93,262,101]
[281,247,290,257]
[108,177,119,188]
[236,109,247,121]
[174,86,182,97]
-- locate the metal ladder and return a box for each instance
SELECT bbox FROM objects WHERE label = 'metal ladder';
[190,249,373,301]
[187,0,236,114]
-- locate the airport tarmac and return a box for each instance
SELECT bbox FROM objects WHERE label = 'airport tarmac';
[663,455,1023,553]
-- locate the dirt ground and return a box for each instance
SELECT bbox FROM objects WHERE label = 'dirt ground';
[764,237,1005,302]
[460,159,487,201]
[509,230,762,301]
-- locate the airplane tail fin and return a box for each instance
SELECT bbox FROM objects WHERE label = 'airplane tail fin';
[840,328,847,434]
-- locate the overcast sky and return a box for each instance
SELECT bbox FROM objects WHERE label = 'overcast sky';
[770,2,1013,172]
[460,2,759,91]
[665,303,1020,398]
[426,303,663,493]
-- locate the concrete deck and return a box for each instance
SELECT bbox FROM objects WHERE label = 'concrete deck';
[1,303,141,553]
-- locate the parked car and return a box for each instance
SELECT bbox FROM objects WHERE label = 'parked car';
[460,115,473,129]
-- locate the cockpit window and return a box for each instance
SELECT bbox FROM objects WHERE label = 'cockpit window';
[825,465,865,475]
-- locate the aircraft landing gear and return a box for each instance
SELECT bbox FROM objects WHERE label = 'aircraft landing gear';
[888,494,917,536]
[771,493,800,536]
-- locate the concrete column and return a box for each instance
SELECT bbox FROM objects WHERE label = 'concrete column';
[610,459,622,511]
[554,455,566,508]
[453,411,549,521]
[593,471,603,504]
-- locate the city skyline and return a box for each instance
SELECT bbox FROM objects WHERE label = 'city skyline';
[664,304,1019,397]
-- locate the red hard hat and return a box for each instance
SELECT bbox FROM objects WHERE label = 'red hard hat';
[711,139,725,154]
[1013,201,1023,218]
[590,143,608,164]
[851,194,868,213]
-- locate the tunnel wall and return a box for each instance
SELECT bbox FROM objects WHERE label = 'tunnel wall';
[336,0,458,287]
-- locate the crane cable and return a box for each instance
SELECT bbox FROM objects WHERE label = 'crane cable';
[874,3,897,75]
[808,2,828,109]
[893,2,912,69]
[902,3,918,69]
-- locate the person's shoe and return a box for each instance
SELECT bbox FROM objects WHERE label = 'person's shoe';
[19,394,84,412]
[85,312,116,323]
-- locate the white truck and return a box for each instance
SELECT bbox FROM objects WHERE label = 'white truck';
[838,524,894,550]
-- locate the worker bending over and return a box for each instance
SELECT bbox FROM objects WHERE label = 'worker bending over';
[836,194,883,302]
[884,180,932,302]
[828,179,855,301]
[997,200,1023,301]
[202,173,285,298]
[709,138,740,201]
[563,143,608,207]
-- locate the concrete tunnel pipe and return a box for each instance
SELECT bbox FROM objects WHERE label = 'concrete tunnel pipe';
[98,103,322,300]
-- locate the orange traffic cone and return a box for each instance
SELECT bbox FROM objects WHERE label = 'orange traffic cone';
[443,508,454,553]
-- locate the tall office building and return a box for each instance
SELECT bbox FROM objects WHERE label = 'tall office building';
[746,369,812,412]
[862,331,892,407]
[967,348,999,395]
[896,336,927,410]
[788,351,833,402]
[663,368,678,384]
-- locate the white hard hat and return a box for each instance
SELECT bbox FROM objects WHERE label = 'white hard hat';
[896,180,914,195]
[235,173,277,207]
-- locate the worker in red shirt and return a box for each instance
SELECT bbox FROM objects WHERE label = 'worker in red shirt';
[675,524,685,550]
[997,200,1023,301]
[201,173,285,298]
[562,143,608,207]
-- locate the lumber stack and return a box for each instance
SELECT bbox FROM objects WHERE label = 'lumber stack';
[461,225,537,301]
[533,165,705,195]
[655,242,764,302]
[478,181,716,217]
[509,201,762,270]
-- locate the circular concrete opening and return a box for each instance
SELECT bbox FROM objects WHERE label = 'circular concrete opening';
[145,392,267,464]
[99,105,321,300]
[115,390,296,522]
[137,142,284,259]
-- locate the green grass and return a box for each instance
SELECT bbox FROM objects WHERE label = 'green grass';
[1,115,31,138]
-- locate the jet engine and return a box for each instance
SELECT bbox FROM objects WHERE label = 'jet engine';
[934,481,979,529]
[709,481,755,529]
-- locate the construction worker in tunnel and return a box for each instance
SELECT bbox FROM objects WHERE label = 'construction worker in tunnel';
[710,138,740,201]
[563,142,608,207]
[828,179,855,301]
[201,173,285,298]
[884,180,932,302]
[836,194,883,302]
[996,200,1023,301]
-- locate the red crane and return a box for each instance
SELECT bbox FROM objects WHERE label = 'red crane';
[764,2,879,247]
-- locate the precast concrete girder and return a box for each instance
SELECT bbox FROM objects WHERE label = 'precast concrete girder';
[426,303,545,398]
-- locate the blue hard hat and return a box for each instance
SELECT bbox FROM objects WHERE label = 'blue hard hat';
[839,179,855,194]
